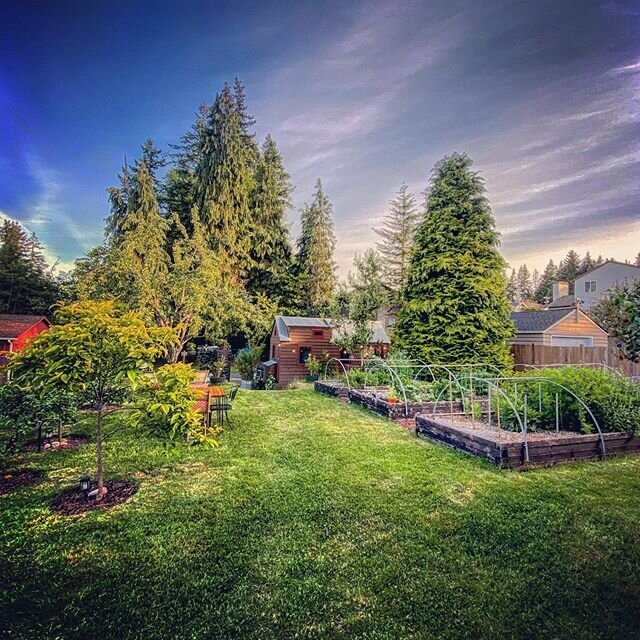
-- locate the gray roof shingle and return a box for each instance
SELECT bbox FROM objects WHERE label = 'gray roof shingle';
[510,309,572,333]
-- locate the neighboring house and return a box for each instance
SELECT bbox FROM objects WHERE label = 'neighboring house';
[510,308,608,347]
[549,261,640,310]
[269,316,391,388]
[376,304,401,330]
[0,314,51,354]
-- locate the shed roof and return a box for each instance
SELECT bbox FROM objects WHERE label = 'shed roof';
[273,315,390,344]
[510,309,574,333]
[0,314,50,340]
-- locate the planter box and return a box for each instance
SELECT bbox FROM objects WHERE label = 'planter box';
[349,388,470,419]
[314,380,350,399]
[415,414,640,469]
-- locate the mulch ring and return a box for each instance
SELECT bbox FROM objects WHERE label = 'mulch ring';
[51,480,139,516]
[24,435,89,453]
[0,469,43,495]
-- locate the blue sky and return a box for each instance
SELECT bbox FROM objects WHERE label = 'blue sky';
[1,0,638,275]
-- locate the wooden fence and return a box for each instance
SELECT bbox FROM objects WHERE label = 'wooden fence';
[511,343,640,378]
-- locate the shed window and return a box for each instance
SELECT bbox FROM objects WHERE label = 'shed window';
[312,329,324,337]
[299,347,311,364]
[551,336,593,347]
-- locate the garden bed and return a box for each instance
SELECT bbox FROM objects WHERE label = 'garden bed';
[314,380,350,399]
[51,480,139,515]
[415,414,640,469]
[349,388,472,419]
[23,435,89,453]
[0,469,43,495]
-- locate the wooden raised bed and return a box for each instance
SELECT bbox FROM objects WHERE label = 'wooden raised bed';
[349,388,469,419]
[314,380,350,399]
[415,414,640,469]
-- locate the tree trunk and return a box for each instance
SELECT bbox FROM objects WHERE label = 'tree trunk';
[96,405,105,500]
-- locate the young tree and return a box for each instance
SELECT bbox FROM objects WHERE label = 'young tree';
[534,260,557,304]
[196,84,255,275]
[295,179,337,314]
[246,135,294,302]
[373,183,420,301]
[331,249,385,363]
[394,153,513,365]
[10,301,175,499]
[592,280,640,362]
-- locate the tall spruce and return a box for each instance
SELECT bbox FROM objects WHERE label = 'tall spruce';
[516,264,533,301]
[196,84,254,276]
[373,183,420,301]
[394,154,513,365]
[233,77,259,163]
[247,135,294,302]
[296,179,337,314]
[558,250,581,282]
[635,252,640,267]
[534,260,558,304]
[105,158,132,243]
[506,269,518,306]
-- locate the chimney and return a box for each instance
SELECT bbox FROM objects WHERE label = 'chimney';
[552,281,569,301]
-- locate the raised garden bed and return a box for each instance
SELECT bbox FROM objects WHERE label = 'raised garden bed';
[314,380,350,399]
[415,414,640,469]
[349,388,474,419]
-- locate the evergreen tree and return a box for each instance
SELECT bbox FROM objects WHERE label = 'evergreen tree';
[534,260,557,304]
[580,251,596,275]
[558,250,581,282]
[0,220,59,314]
[506,269,518,306]
[373,183,420,302]
[516,264,533,301]
[247,135,294,303]
[394,154,513,365]
[105,158,132,244]
[196,84,255,275]
[531,268,540,294]
[296,179,337,314]
[233,77,258,162]
[635,252,640,267]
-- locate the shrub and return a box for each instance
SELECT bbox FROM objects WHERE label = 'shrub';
[130,363,218,445]
[235,347,262,381]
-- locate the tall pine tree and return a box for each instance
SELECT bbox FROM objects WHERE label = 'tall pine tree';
[394,154,513,365]
[247,135,294,302]
[534,260,558,304]
[196,84,255,276]
[373,183,420,302]
[558,250,581,282]
[296,179,337,314]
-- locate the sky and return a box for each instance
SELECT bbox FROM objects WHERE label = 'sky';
[1,0,639,277]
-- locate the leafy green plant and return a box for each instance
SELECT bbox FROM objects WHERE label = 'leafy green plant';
[130,363,218,445]
[264,375,276,391]
[235,347,262,381]
[305,354,321,376]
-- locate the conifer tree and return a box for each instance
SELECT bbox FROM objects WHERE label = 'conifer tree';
[233,77,258,163]
[0,220,59,314]
[516,264,533,301]
[580,251,596,275]
[394,154,513,365]
[196,84,255,276]
[558,250,581,282]
[373,183,420,302]
[534,260,558,304]
[506,269,518,306]
[296,179,337,314]
[105,158,132,244]
[531,268,540,294]
[634,252,640,267]
[247,135,294,302]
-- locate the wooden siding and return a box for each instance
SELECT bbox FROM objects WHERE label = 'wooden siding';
[542,312,608,347]
[271,326,343,388]
[0,319,50,353]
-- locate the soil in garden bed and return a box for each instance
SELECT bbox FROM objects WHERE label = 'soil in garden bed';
[51,480,139,515]
[0,469,43,495]
[24,435,89,453]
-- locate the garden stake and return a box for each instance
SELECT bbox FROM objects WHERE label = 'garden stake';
[522,394,530,463]
[538,382,542,412]
[555,393,559,433]
[487,386,492,429]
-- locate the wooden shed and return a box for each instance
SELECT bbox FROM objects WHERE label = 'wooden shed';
[269,316,391,388]
[510,308,608,347]
[0,314,51,354]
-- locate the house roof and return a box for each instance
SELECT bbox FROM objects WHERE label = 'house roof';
[546,294,576,309]
[574,260,640,281]
[510,309,575,333]
[274,315,390,344]
[0,314,50,339]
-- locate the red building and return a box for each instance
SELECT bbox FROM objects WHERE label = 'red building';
[0,314,51,356]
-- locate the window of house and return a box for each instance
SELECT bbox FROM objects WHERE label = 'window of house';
[312,329,324,337]
[299,347,311,364]
[551,336,593,347]
[584,281,597,293]
[271,345,275,359]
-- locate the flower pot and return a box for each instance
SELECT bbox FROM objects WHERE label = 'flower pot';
[209,375,225,384]
[240,380,253,390]
[387,398,398,404]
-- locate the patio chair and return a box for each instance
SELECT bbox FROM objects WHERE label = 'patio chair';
[217,384,239,427]
[193,387,212,436]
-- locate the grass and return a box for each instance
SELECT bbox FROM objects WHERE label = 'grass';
[2,386,640,639]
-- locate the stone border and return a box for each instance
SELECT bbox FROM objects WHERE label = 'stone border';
[415,414,640,469]
[314,380,350,399]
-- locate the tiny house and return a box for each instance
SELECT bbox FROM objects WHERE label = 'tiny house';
[0,314,51,354]
[269,316,390,388]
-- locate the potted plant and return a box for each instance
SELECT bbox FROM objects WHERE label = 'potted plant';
[387,385,399,404]
[305,354,321,382]
[209,358,226,384]
[236,346,262,389]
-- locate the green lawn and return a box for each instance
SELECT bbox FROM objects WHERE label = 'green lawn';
[2,386,640,640]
